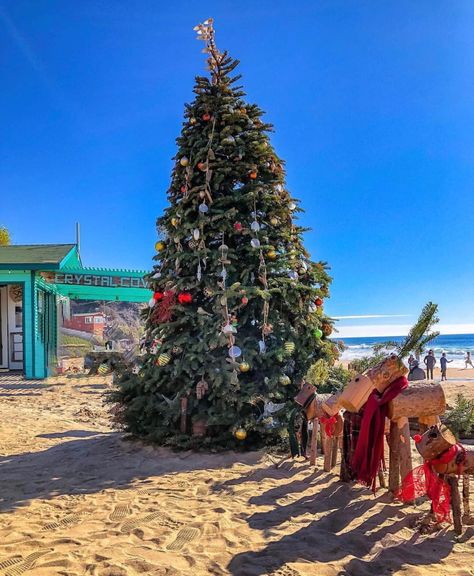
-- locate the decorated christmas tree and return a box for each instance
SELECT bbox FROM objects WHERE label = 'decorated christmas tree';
[113,19,336,449]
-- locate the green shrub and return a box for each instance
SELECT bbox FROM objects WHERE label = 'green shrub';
[306,359,351,394]
[444,394,474,439]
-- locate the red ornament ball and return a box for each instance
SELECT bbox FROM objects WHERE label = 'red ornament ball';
[180,185,187,194]
[178,292,193,305]
[153,291,164,301]
[315,298,323,307]
[202,113,211,121]
[241,296,249,306]
[413,434,422,444]
[233,222,243,232]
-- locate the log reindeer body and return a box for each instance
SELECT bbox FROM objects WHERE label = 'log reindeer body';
[416,425,474,475]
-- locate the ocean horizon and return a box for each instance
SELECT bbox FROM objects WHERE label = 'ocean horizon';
[339,333,474,369]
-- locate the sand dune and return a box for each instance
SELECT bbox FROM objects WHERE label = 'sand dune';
[0,375,473,576]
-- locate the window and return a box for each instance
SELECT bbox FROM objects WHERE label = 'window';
[84,317,93,324]
[94,316,104,324]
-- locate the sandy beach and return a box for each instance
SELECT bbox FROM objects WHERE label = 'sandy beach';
[1,374,473,576]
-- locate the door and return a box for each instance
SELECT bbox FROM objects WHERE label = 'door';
[0,287,7,368]
[7,285,23,370]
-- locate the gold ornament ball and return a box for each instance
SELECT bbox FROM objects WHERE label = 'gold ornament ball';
[180,157,189,167]
[279,375,291,386]
[155,241,166,251]
[98,363,110,375]
[235,428,247,440]
[284,341,296,354]
[239,362,250,373]
[190,117,197,125]
[270,217,279,226]
[267,250,277,260]
[157,353,171,366]
[171,217,179,227]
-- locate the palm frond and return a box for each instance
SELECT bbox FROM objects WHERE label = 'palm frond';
[398,302,439,359]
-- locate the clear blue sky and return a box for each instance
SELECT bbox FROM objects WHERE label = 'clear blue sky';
[1,1,474,335]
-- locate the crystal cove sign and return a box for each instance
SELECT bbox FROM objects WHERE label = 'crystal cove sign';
[40,271,149,289]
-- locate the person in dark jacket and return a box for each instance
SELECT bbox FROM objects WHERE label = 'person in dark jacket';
[424,349,436,380]
[440,352,452,381]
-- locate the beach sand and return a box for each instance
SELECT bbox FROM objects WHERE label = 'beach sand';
[1,374,473,576]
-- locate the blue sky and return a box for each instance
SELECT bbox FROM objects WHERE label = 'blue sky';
[1,1,474,337]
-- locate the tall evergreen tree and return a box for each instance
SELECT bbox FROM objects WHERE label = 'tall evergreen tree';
[113,19,336,448]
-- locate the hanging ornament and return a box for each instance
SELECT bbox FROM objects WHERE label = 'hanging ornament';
[288,271,298,280]
[279,375,291,386]
[239,362,250,373]
[196,379,209,400]
[284,341,296,354]
[222,135,236,145]
[153,291,164,301]
[199,190,206,199]
[314,328,323,339]
[155,241,166,251]
[276,184,284,193]
[228,346,242,359]
[300,261,308,272]
[157,353,171,366]
[289,202,297,211]
[148,297,156,308]
[322,323,333,336]
[267,250,277,260]
[234,428,247,441]
[199,202,209,214]
[202,112,211,121]
[178,292,193,305]
[233,222,243,232]
[250,238,261,249]
[172,345,183,355]
[315,297,323,307]
[203,287,214,297]
[250,221,260,232]
[249,170,258,180]
[98,363,110,375]
[193,228,200,240]
[241,296,249,306]
[270,217,279,226]
[180,185,187,194]
[308,302,317,313]
[190,117,197,125]
[258,340,266,354]
[171,217,179,227]
[152,272,161,279]
[222,323,237,335]
[180,157,189,167]
[197,161,207,171]
[188,239,197,249]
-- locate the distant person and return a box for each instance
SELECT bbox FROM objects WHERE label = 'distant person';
[465,351,474,369]
[424,349,436,380]
[408,354,417,371]
[440,353,452,381]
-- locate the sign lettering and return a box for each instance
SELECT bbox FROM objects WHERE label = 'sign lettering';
[40,272,149,289]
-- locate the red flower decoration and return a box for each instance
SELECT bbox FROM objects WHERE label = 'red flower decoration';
[153,291,164,301]
[178,292,192,305]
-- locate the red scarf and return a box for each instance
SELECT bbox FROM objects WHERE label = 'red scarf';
[320,415,337,438]
[397,442,465,524]
[351,376,408,492]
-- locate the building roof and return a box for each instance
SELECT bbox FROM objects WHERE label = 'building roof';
[0,244,77,269]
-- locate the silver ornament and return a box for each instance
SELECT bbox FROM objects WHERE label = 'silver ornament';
[193,228,200,240]
[250,238,261,249]
[199,203,209,213]
[251,221,260,232]
[229,346,242,358]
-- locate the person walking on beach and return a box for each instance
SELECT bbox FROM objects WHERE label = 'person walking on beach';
[424,349,436,380]
[440,353,452,381]
[465,351,474,369]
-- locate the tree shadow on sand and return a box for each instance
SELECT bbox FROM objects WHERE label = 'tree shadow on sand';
[227,477,456,576]
[0,432,262,513]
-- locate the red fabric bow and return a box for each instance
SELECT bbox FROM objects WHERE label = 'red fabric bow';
[320,416,337,438]
[397,444,465,524]
[351,375,409,492]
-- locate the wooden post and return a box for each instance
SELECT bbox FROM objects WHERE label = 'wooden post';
[389,420,401,493]
[309,418,318,467]
[448,476,463,535]
[462,475,470,522]
[331,436,339,469]
[323,430,332,472]
[398,417,413,488]
[180,397,188,434]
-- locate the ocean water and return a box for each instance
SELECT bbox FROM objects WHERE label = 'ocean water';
[340,333,474,369]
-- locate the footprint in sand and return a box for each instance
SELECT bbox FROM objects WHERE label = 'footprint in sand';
[119,511,167,533]
[109,503,131,522]
[1,550,49,576]
[41,512,84,531]
[166,527,200,551]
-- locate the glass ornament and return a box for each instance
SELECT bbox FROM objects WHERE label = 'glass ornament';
[229,346,242,358]
[199,203,209,213]
[250,238,261,249]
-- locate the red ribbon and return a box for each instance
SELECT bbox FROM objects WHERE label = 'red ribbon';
[397,443,466,524]
[320,416,337,438]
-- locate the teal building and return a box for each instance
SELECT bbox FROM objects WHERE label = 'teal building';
[0,244,151,379]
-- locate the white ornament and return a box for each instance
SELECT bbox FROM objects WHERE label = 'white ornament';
[309,302,317,313]
[251,238,261,249]
[223,323,237,334]
[193,228,200,240]
[148,298,156,308]
[289,202,297,211]
[199,203,209,213]
[289,271,299,280]
[251,221,260,232]
[259,340,266,354]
